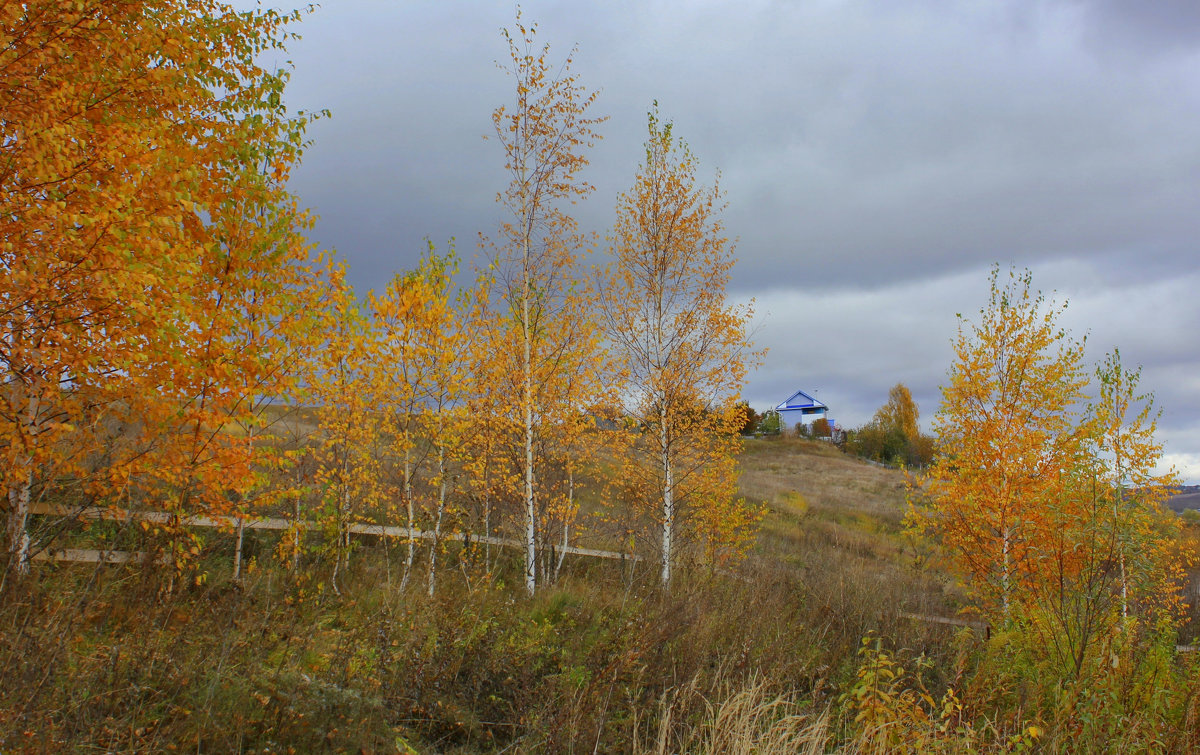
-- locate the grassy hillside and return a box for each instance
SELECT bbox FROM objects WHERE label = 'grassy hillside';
[739,436,967,628]
[2,437,1196,753]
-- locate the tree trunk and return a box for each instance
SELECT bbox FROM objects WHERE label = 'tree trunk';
[291,481,301,573]
[484,488,492,569]
[522,237,537,596]
[427,444,447,598]
[554,468,573,581]
[232,517,245,583]
[6,466,33,578]
[332,452,350,597]
[6,391,38,577]
[401,442,414,590]
[1001,526,1010,619]
[1114,459,1128,621]
[234,424,252,584]
[660,410,673,590]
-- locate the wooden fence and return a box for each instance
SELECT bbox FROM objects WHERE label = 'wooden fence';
[897,610,1196,653]
[27,502,637,564]
[24,505,1200,652]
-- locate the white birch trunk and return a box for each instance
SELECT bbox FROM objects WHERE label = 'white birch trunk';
[6,466,33,577]
[484,487,492,568]
[1114,456,1128,621]
[660,409,673,589]
[400,442,414,590]
[6,391,38,577]
[331,451,350,597]
[291,482,302,573]
[522,235,537,596]
[1001,526,1010,619]
[232,517,245,583]
[554,469,573,580]
[427,444,446,598]
[341,481,352,570]
[233,424,252,583]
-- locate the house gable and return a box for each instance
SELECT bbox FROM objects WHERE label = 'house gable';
[776,389,827,413]
[775,388,831,428]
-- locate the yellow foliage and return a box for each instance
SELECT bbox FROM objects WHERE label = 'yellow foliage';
[2,0,337,574]
[911,266,1187,689]
[482,10,607,595]
[600,106,763,587]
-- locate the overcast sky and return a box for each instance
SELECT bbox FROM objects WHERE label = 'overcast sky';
[256,0,1200,482]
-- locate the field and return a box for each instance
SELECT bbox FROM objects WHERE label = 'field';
[1,437,1197,753]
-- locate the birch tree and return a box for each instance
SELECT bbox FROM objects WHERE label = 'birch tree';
[1,1,329,578]
[459,298,519,575]
[309,297,382,595]
[916,267,1088,620]
[600,108,759,589]
[368,248,447,590]
[379,247,469,598]
[914,267,1189,677]
[487,12,604,595]
[1089,350,1181,622]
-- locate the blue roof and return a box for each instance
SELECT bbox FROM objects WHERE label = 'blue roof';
[776,389,828,412]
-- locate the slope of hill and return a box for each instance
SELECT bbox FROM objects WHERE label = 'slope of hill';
[3,435,1196,753]
[1168,485,1200,512]
[738,436,964,622]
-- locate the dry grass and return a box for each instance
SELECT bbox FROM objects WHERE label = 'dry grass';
[638,673,830,755]
[738,436,963,624]
[739,435,908,526]
[8,432,1198,751]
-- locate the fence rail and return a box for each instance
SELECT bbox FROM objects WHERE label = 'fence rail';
[30,547,166,565]
[897,610,1197,653]
[28,502,638,564]
[897,610,987,630]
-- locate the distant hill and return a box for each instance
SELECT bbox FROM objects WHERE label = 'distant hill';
[1167,485,1200,513]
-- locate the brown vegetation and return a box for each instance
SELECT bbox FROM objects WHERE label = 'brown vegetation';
[4,433,1199,753]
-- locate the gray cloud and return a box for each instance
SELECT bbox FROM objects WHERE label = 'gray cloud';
[746,261,1200,480]
[1066,0,1200,56]
[252,1,1199,480]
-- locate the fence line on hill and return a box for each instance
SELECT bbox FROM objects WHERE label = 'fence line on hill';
[896,610,1196,653]
[25,505,1199,653]
[31,547,166,565]
[896,610,987,631]
[27,502,638,565]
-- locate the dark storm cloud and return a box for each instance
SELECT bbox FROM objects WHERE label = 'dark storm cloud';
[253,0,1199,479]
[707,0,1200,292]
[1068,0,1200,55]
[279,1,1200,290]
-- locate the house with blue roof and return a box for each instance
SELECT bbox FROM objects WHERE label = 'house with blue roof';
[775,389,830,431]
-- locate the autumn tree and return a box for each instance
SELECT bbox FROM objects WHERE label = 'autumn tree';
[810,417,832,438]
[534,340,609,584]
[849,384,933,466]
[758,410,783,436]
[875,384,919,442]
[486,11,605,595]
[913,267,1089,620]
[414,255,471,598]
[912,267,1192,689]
[1085,350,1181,623]
[600,107,760,589]
[368,245,469,597]
[1,1,331,578]
[735,401,759,436]
[307,296,384,595]
[458,300,520,574]
[368,247,439,589]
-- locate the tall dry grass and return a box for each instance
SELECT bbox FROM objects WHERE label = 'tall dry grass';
[638,672,830,755]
